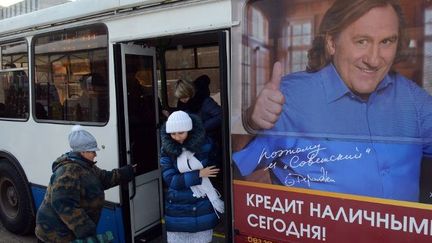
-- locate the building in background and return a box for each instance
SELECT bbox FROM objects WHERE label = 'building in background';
[0,0,72,20]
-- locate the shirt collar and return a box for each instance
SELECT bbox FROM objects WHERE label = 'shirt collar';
[375,71,394,91]
[322,64,351,103]
[322,63,394,103]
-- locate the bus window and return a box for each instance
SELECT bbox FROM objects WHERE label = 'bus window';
[0,41,29,119]
[33,24,109,123]
[163,45,221,109]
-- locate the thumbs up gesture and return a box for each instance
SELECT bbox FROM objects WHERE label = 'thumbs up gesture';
[248,62,284,130]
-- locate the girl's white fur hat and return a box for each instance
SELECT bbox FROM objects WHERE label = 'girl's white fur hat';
[166,111,192,133]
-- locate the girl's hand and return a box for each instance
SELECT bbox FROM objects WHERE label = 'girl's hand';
[199,165,220,178]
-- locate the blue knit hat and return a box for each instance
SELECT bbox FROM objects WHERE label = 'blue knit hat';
[68,125,100,152]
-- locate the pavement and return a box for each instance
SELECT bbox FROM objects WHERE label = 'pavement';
[0,221,37,243]
[0,219,226,243]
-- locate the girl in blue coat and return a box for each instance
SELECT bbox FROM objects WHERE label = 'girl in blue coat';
[160,111,224,242]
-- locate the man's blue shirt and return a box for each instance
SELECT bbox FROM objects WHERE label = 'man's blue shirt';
[233,64,432,201]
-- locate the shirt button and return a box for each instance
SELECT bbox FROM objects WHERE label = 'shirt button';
[192,207,196,211]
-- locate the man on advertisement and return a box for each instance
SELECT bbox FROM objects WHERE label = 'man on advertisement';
[233,0,432,202]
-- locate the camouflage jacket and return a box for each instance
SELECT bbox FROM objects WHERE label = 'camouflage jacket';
[35,152,134,242]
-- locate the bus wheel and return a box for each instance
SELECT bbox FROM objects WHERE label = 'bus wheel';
[0,161,35,235]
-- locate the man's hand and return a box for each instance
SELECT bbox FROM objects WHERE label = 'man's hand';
[248,62,284,130]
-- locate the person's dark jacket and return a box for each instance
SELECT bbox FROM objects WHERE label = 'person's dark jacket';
[35,152,134,242]
[177,75,222,137]
[160,114,219,232]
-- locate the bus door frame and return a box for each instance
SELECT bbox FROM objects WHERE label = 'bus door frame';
[219,29,233,241]
[115,43,163,242]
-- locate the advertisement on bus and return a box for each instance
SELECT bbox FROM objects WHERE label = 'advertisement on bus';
[231,0,432,242]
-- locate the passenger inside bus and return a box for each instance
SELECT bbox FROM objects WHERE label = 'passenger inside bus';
[35,102,48,119]
[0,103,5,116]
[1,63,29,118]
[74,73,108,122]
[126,68,159,174]
[175,77,222,156]
[135,69,167,122]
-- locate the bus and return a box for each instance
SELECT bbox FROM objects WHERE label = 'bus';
[0,0,431,242]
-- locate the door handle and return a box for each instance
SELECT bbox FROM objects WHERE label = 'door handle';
[128,149,137,200]
[130,177,136,200]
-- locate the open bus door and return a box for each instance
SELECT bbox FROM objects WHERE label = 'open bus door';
[150,30,231,242]
[117,44,163,242]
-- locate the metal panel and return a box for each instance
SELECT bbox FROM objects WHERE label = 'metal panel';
[0,0,166,36]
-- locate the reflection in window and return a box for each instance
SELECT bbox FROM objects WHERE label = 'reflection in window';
[251,7,268,42]
[0,41,29,119]
[163,45,220,108]
[246,5,270,99]
[33,24,109,122]
[285,20,312,73]
[165,46,195,69]
[424,8,432,94]
[197,46,219,68]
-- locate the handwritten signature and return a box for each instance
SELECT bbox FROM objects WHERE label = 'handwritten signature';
[260,144,366,187]
[263,144,363,170]
[284,167,335,187]
[258,144,324,165]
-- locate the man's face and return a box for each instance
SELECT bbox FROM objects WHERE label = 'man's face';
[326,5,399,99]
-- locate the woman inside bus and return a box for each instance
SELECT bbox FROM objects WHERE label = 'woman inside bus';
[35,125,135,243]
[174,76,222,145]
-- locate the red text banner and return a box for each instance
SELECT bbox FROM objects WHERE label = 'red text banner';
[233,180,432,243]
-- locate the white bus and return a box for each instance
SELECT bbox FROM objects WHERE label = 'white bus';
[1,0,432,242]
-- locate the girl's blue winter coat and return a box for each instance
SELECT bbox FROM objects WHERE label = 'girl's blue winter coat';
[160,114,219,232]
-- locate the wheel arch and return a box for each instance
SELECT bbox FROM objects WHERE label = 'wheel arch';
[0,150,37,235]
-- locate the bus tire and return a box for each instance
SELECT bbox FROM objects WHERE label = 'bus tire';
[0,160,35,235]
